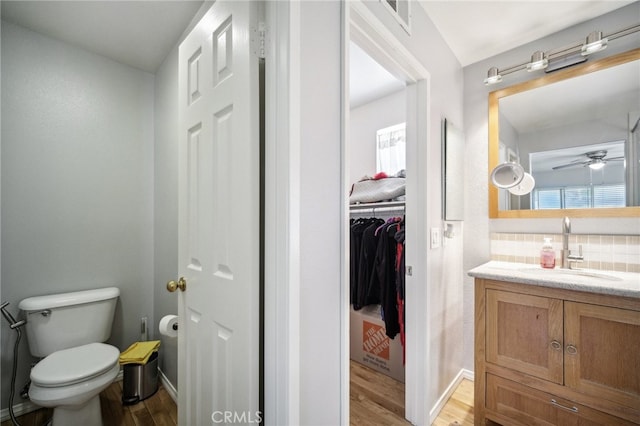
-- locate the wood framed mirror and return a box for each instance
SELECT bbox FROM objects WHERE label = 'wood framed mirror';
[489,48,640,218]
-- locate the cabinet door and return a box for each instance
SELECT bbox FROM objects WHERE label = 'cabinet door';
[564,301,640,418]
[486,290,564,384]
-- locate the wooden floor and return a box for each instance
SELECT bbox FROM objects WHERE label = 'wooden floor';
[5,366,472,426]
[1,381,177,426]
[350,360,474,426]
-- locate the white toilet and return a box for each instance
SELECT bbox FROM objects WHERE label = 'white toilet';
[19,287,120,426]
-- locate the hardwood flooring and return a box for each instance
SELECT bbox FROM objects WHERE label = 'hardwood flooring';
[431,379,474,426]
[1,381,176,426]
[350,360,474,426]
[5,366,472,426]
[350,360,407,425]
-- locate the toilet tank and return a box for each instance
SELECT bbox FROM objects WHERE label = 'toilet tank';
[19,287,120,357]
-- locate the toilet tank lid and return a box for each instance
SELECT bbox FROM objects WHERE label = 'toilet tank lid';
[19,287,120,311]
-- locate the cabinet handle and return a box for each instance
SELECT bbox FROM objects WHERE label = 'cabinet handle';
[566,344,578,355]
[551,399,579,413]
[550,340,562,351]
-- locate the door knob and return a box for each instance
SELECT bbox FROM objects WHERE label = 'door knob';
[167,277,187,292]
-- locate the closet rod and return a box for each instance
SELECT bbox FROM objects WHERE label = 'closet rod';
[349,201,405,214]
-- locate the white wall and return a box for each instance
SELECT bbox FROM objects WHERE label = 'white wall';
[0,21,155,409]
[462,3,640,372]
[298,2,343,424]
[349,90,406,185]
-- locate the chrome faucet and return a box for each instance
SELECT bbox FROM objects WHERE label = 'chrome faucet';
[562,217,584,269]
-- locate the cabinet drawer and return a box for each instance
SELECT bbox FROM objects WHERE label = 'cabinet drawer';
[486,374,636,426]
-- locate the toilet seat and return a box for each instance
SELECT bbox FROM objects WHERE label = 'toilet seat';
[31,343,119,387]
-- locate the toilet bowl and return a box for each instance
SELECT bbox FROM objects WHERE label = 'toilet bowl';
[30,343,119,425]
[19,287,120,426]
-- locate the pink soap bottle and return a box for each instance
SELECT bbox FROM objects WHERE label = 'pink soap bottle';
[540,238,556,269]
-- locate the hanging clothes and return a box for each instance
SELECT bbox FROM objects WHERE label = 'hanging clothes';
[375,218,402,339]
[394,221,406,364]
[350,218,384,310]
[350,211,406,358]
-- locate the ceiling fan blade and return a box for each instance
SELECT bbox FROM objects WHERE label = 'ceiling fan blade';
[606,156,624,161]
[552,161,589,170]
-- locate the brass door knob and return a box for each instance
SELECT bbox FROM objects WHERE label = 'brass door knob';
[167,277,187,292]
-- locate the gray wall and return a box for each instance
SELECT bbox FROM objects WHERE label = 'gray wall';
[1,21,155,409]
[153,45,179,389]
[462,2,640,372]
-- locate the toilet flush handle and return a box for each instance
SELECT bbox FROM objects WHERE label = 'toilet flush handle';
[166,277,187,292]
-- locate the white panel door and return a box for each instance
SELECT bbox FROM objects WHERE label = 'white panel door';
[177,2,260,425]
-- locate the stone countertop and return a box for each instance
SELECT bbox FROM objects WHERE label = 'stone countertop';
[468,261,640,299]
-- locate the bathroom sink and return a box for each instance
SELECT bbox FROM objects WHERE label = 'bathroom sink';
[516,267,622,281]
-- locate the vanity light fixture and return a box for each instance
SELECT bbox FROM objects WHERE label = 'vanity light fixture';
[483,63,526,86]
[483,67,502,85]
[581,31,607,55]
[483,23,640,85]
[526,51,548,71]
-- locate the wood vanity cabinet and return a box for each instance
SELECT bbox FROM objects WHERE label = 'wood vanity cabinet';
[475,278,640,426]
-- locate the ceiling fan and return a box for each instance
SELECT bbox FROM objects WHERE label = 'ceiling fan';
[552,150,624,171]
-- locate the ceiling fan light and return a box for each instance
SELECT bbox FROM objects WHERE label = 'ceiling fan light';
[588,159,606,170]
[581,31,608,56]
[527,51,548,72]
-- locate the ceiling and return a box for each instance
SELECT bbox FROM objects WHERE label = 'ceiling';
[418,0,636,67]
[350,42,406,108]
[0,0,204,73]
[1,0,635,89]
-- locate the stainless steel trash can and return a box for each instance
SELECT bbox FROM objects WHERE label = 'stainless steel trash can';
[122,351,159,405]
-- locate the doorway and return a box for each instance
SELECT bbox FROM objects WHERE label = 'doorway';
[347,38,408,423]
[342,2,431,424]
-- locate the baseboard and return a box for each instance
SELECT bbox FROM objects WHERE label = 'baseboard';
[158,368,178,404]
[0,368,126,422]
[0,399,41,423]
[461,368,474,382]
[429,368,474,424]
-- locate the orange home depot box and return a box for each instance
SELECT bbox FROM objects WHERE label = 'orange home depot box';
[350,305,405,383]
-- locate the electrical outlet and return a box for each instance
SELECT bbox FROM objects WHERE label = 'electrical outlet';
[430,227,441,249]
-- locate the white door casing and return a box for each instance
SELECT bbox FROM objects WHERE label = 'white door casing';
[345,2,431,425]
[178,2,260,425]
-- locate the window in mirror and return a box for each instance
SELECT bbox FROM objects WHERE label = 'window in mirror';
[532,184,625,209]
[528,140,626,210]
[376,122,406,175]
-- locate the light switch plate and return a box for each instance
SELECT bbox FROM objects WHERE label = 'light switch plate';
[431,227,441,249]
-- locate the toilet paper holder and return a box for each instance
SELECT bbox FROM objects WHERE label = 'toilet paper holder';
[159,314,179,338]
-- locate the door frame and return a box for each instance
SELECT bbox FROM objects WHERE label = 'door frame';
[263,2,302,425]
[342,2,431,425]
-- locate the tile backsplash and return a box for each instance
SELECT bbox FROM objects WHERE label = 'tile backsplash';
[490,233,640,273]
